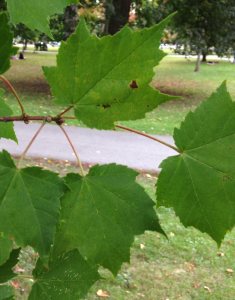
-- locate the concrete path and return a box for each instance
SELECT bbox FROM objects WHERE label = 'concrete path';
[0,123,176,173]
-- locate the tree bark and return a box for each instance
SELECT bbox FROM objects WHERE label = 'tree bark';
[23,39,28,51]
[194,51,201,72]
[201,51,207,62]
[63,4,79,40]
[105,0,132,35]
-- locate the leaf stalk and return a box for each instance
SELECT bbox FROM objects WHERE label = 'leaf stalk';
[115,124,180,153]
[59,125,85,176]
[0,75,26,116]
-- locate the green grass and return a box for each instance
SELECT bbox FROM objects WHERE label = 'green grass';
[11,158,235,299]
[2,53,235,135]
[122,55,235,135]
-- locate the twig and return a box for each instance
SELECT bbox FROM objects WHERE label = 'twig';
[62,116,77,120]
[57,106,74,117]
[0,115,64,123]
[17,122,46,167]
[116,124,180,153]
[0,75,26,115]
[59,125,85,176]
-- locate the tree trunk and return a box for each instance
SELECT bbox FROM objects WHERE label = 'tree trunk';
[233,50,235,64]
[201,51,207,62]
[63,4,79,40]
[194,51,201,72]
[23,39,28,51]
[105,0,132,35]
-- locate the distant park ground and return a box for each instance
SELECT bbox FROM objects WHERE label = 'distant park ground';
[3,51,235,135]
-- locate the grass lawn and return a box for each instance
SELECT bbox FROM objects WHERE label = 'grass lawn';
[11,158,235,299]
[2,52,235,135]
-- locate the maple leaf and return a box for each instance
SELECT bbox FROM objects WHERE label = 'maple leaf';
[0,285,14,300]
[6,0,78,37]
[53,164,164,274]
[157,82,235,244]
[44,16,174,129]
[0,248,20,284]
[0,151,65,258]
[0,13,16,75]
[0,90,17,142]
[0,234,13,266]
[29,250,100,300]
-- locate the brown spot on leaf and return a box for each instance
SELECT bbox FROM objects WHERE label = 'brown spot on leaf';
[129,80,138,89]
[97,104,111,109]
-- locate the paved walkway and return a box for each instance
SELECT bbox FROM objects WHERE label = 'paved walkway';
[0,123,176,173]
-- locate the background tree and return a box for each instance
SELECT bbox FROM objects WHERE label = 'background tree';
[13,24,38,50]
[63,4,79,40]
[134,0,159,28]
[213,0,235,63]
[50,1,103,40]
[156,0,235,71]
[0,0,6,10]
[104,0,132,34]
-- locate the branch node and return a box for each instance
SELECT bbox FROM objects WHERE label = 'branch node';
[46,116,53,123]
[23,113,30,124]
[55,117,64,125]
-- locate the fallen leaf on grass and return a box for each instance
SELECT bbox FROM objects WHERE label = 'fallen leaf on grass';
[14,266,25,273]
[204,286,212,293]
[184,262,196,272]
[11,281,20,289]
[96,289,110,298]
[226,268,234,274]
[193,282,200,289]
[172,268,186,275]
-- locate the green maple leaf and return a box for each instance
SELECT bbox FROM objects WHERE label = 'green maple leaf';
[29,250,100,300]
[0,90,17,142]
[6,0,78,37]
[157,82,235,245]
[0,248,20,284]
[0,13,15,75]
[53,164,164,274]
[44,17,173,129]
[0,151,65,258]
[0,286,14,300]
[0,234,13,266]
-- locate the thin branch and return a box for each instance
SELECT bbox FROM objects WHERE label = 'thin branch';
[116,124,180,153]
[59,125,85,176]
[62,116,77,120]
[0,75,26,115]
[0,115,63,123]
[57,106,74,117]
[17,122,46,167]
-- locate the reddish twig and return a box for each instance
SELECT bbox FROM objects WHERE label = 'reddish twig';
[59,125,85,176]
[17,122,46,167]
[0,115,63,123]
[116,124,180,153]
[57,106,74,117]
[0,75,26,116]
